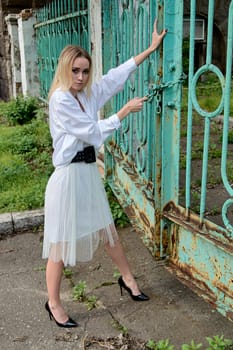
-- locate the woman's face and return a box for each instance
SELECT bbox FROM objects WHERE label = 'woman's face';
[70,56,90,95]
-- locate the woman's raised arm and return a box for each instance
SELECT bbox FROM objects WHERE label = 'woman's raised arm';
[134,19,167,66]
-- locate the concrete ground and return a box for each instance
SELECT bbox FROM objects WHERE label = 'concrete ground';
[0,221,232,350]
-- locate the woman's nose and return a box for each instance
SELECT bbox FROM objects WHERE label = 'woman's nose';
[77,72,83,80]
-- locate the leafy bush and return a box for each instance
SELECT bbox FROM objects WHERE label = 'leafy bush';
[104,181,130,228]
[2,95,40,125]
[0,112,53,213]
[8,118,52,161]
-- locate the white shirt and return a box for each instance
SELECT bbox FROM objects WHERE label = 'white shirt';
[49,57,137,167]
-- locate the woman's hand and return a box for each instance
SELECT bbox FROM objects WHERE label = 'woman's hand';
[149,19,167,53]
[117,97,148,121]
[134,19,167,66]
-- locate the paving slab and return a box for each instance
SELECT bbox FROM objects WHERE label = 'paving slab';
[0,227,232,350]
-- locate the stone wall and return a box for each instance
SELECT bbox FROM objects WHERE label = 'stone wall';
[0,0,43,100]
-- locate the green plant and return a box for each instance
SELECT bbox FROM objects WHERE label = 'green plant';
[0,115,53,213]
[113,270,121,279]
[85,295,98,311]
[72,280,98,310]
[104,181,130,228]
[219,131,233,144]
[182,340,203,350]
[111,319,128,336]
[34,266,46,272]
[63,268,73,279]
[3,95,40,125]
[73,280,87,301]
[206,335,233,350]
[145,336,233,350]
[146,339,174,350]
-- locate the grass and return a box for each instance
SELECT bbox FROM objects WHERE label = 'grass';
[0,114,53,213]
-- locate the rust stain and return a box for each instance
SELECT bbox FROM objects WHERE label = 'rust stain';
[163,201,233,251]
[139,211,151,228]
[212,280,233,299]
[226,311,233,322]
[167,262,217,303]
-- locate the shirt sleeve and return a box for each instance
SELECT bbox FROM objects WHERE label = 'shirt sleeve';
[92,57,137,110]
[50,92,121,150]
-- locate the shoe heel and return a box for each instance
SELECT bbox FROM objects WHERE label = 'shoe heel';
[119,285,123,296]
[45,301,53,321]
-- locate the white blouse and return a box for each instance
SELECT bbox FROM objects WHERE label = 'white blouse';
[49,57,137,167]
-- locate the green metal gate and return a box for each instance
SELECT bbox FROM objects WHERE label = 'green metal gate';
[102,0,233,321]
[34,0,89,99]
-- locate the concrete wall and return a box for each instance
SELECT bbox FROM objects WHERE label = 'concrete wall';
[18,10,39,96]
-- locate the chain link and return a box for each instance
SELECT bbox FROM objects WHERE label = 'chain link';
[146,73,187,113]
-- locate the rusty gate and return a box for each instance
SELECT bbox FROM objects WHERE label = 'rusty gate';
[102,0,233,321]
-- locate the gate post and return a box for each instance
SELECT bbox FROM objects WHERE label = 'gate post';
[160,0,184,255]
[5,14,21,97]
[18,10,40,97]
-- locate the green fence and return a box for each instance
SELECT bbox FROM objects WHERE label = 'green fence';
[34,0,89,99]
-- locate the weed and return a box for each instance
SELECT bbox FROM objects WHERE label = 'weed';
[85,295,98,311]
[73,281,87,302]
[111,319,128,336]
[34,266,46,272]
[145,336,233,350]
[72,280,98,310]
[63,268,73,279]
[182,340,203,350]
[146,338,174,350]
[206,335,233,350]
[113,270,121,279]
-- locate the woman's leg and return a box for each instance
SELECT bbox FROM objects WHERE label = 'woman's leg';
[105,239,141,295]
[46,259,68,323]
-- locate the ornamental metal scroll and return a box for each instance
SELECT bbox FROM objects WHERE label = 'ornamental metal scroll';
[113,0,159,182]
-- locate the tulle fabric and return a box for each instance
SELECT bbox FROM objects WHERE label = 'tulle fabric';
[42,162,118,266]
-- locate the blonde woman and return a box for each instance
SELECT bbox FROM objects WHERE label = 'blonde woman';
[43,20,167,328]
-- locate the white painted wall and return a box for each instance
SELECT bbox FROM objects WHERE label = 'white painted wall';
[18,13,40,96]
[5,14,21,98]
[89,0,102,105]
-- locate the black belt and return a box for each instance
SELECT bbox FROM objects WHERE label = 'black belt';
[71,146,96,163]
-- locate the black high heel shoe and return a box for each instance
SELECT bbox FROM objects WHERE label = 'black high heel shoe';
[118,276,150,301]
[45,301,79,328]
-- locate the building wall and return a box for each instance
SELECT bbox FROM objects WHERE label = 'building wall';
[184,0,231,73]
[0,0,43,100]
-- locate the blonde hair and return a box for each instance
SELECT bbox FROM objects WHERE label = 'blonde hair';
[48,45,92,100]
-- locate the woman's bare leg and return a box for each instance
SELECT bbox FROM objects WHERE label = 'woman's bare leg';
[105,239,141,295]
[46,259,68,323]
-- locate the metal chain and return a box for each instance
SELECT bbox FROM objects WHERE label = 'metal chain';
[146,73,187,107]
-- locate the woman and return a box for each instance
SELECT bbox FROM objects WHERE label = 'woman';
[43,20,167,328]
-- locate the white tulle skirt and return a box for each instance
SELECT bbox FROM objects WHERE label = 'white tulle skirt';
[42,162,118,266]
